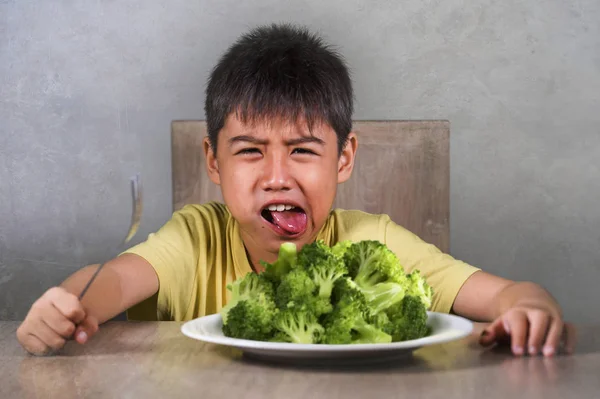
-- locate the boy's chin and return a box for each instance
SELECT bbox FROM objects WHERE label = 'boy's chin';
[268,231,306,244]
[261,228,310,248]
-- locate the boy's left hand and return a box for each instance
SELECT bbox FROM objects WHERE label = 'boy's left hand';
[478,299,577,356]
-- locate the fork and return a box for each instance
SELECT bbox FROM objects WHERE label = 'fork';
[78,174,143,300]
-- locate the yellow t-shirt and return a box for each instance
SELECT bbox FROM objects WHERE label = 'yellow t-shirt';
[124,202,479,321]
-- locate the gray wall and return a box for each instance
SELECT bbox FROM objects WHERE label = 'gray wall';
[1,1,599,322]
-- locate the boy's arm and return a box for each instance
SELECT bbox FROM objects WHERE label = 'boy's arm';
[452,270,576,356]
[60,253,159,323]
[16,253,158,355]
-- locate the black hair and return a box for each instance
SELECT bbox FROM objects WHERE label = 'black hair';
[204,23,354,154]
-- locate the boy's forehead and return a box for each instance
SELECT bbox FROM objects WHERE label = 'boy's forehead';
[221,113,332,141]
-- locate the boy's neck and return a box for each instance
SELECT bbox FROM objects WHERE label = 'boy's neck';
[240,238,276,274]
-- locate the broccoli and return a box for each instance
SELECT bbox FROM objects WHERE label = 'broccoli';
[221,240,434,346]
[275,267,333,316]
[298,240,348,301]
[275,268,316,309]
[222,293,278,341]
[405,270,433,309]
[331,277,365,306]
[369,309,391,332]
[262,242,298,284]
[272,309,324,344]
[331,240,352,259]
[384,296,431,341]
[220,272,274,325]
[343,240,408,314]
[322,279,392,344]
[345,240,406,283]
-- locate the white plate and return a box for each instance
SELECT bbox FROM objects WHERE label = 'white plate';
[181,312,474,365]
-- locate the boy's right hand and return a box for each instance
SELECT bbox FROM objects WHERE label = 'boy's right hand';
[16,287,99,356]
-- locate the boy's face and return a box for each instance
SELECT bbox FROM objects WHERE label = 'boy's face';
[204,113,357,263]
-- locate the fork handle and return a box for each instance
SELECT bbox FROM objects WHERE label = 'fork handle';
[78,262,107,300]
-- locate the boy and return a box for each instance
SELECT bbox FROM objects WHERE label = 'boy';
[17,23,574,357]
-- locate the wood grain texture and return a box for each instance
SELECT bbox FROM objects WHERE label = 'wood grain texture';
[172,120,449,251]
[1,321,599,399]
[171,120,224,211]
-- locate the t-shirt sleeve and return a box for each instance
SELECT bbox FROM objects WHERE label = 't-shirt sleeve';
[382,216,480,314]
[122,206,201,321]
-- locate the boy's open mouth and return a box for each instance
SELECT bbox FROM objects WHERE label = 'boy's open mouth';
[260,204,308,236]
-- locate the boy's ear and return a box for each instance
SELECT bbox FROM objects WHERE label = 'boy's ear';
[337,132,358,184]
[203,137,221,185]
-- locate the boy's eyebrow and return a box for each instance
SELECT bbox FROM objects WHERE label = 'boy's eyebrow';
[228,135,269,146]
[228,135,325,146]
[285,136,325,146]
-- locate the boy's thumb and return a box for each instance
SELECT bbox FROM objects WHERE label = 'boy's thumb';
[74,315,99,344]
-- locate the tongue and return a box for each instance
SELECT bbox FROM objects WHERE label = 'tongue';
[270,210,307,235]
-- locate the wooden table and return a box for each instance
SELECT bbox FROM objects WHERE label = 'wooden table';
[1,321,599,398]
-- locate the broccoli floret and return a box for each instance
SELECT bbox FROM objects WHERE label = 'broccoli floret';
[331,277,366,307]
[369,310,392,334]
[222,293,278,341]
[262,242,298,284]
[275,268,316,309]
[322,284,391,344]
[220,272,274,325]
[343,240,408,314]
[405,270,433,309]
[331,240,352,259]
[297,240,330,267]
[275,267,333,316]
[385,296,431,341]
[345,240,405,282]
[298,240,348,301]
[272,309,324,344]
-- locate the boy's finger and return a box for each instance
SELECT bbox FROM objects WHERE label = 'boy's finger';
[43,305,77,338]
[504,311,529,356]
[526,311,550,355]
[47,289,86,324]
[25,334,53,356]
[544,319,565,356]
[32,319,67,351]
[480,319,501,345]
[74,315,99,344]
[543,318,564,356]
[480,314,517,346]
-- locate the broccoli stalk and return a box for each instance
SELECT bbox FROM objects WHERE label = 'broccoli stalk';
[347,318,392,344]
[261,242,298,284]
[343,241,408,314]
[272,309,324,344]
[311,262,346,299]
[323,304,392,344]
[323,280,392,344]
[358,281,406,315]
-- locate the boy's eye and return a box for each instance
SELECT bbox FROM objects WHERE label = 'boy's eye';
[236,148,261,155]
[292,148,316,155]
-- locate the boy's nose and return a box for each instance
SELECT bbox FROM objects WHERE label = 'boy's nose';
[260,155,292,192]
